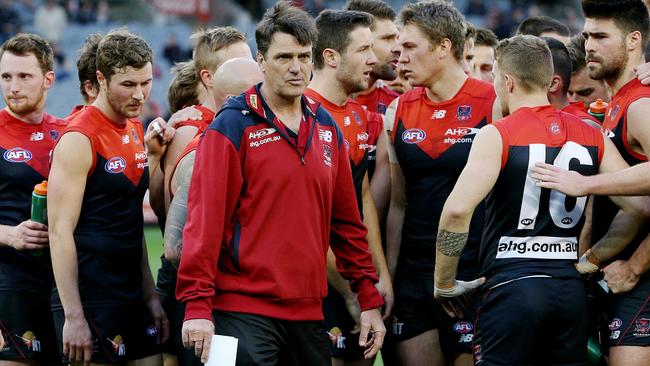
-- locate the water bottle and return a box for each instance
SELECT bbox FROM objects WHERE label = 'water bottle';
[30,181,47,256]
[588,98,608,123]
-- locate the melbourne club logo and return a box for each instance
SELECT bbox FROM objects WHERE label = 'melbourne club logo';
[457,105,472,121]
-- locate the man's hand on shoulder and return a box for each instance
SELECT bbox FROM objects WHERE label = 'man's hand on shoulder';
[145,117,175,158]
[636,62,650,85]
[168,106,204,128]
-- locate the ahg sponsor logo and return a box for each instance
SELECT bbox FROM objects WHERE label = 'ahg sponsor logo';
[445,127,479,136]
[249,128,276,140]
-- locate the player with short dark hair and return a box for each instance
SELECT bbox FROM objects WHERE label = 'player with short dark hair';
[541,36,601,127]
[167,61,206,114]
[434,33,649,366]
[343,0,400,222]
[471,27,497,83]
[532,3,650,363]
[306,9,392,366]
[516,15,571,43]
[66,33,102,121]
[0,32,66,366]
[76,33,102,105]
[48,29,170,365]
[566,34,611,107]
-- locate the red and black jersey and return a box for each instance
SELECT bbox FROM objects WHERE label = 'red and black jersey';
[305,88,377,212]
[592,79,650,264]
[66,105,86,122]
[171,105,215,132]
[482,106,603,288]
[392,78,495,278]
[355,84,397,176]
[562,102,601,126]
[355,83,399,115]
[51,106,148,308]
[0,110,65,293]
[162,105,215,175]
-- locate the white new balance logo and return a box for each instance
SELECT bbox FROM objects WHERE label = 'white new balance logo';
[431,110,446,119]
[319,129,332,142]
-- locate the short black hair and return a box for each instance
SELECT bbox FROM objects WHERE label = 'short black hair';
[541,36,572,94]
[76,33,102,102]
[474,27,498,48]
[566,34,587,73]
[343,0,395,21]
[582,0,649,48]
[517,16,570,37]
[255,1,317,56]
[313,9,374,69]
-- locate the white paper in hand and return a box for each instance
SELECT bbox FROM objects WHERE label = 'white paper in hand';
[204,335,238,366]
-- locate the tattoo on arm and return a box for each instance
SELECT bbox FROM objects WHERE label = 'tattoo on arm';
[436,230,468,257]
[163,153,195,267]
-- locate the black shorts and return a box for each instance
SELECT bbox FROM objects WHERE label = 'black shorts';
[473,276,588,366]
[213,310,330,366]
[606,273,650,347]
[0,290,61,364]
[322,285,365,360]
[389,270,474,356]
[53,303,162,364]
[156,255,178,354]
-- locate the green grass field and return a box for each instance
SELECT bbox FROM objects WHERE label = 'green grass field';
[144,226,385,366]
[145,225,164,275]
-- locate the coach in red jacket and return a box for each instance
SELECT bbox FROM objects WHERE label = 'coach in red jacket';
[175,2,386,365]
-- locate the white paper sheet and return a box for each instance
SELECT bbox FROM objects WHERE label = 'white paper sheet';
[204,335,238,366]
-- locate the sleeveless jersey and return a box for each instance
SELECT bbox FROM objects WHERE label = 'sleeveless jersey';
[391,78,495,277]
[482,106,604,288]
[51,106,148,308]
[562,101,601,126]
[0,110,65,293]
[161,105,215,174]
[306,88,376,212]
[170,105,215,131]
[355,84,397,176]
[355,83,399,115]
[592,79,650,263]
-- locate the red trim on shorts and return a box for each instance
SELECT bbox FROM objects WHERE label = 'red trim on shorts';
[86,314,115,363]
[617,294,650,346]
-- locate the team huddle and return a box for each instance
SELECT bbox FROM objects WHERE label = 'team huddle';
[1,0,650,365]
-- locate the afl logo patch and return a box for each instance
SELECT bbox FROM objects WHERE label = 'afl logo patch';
[105,157,127,174]
[609,318,622,330]
[401,128,426,144]
[453,321,473,334]
[3,147,32,162]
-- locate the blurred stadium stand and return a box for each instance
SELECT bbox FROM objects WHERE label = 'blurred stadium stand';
[1,0,586,120]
